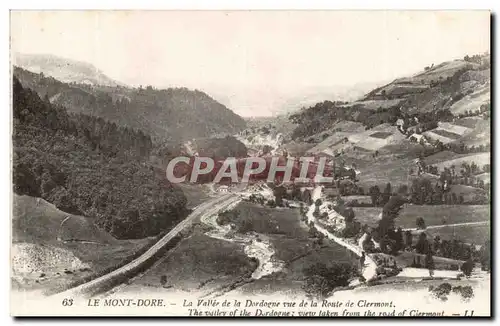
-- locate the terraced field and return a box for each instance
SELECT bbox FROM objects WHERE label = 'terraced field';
[450,87,490,115]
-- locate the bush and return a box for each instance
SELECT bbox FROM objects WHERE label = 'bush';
[429,283,452,301]
[452,285,474,301]
[416,217,426,230]
[302,262,359,299]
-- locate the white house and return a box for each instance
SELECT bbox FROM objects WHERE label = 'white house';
[217,185,229,193]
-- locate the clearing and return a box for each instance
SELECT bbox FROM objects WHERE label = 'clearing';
[353,205,490,230]
[12,195,149,293]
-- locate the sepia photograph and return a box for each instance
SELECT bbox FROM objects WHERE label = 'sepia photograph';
[9,10,491,317]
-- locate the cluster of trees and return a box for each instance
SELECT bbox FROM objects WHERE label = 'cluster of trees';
[13,76,188,239]
[302,262,359,299]
[372,196,408,254]
[288,99,406,140]
[444,141,490,155]
[191,136,248,159]
[408,137,490,160]
[417,159,490,180]
[438,162,490,189]
[311,198,362,238]
[409,232,489,266]
[464,53,490,67]
[289,101,350,140]
[335,181,364,197]
[429,283,475,301]
[359,196,408,255]
[246,186,306,208]
[367,183,394,207]
[457,102,490,119]
[402,109,454,134]
[367,174,489,207]
[409,177,489,205]
[359,195,490,272]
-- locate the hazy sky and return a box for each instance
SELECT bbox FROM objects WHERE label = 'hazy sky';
[11,11,490,116]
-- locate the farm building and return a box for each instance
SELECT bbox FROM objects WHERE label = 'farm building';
[217,185,230,193]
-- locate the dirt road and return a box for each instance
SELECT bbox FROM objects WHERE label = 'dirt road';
[307,186,378,282]
[404,221,489,232]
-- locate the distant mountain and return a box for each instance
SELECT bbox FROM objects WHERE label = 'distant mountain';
[13,53,125,87]
[13,66,247,142]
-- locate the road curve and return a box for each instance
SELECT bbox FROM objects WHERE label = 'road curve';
[53,193,239,298]
[306,186,378,282]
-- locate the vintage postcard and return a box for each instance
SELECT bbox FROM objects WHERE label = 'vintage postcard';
[10,10,491,317]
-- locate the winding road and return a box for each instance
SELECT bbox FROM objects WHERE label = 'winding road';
[306,186,378,282]
[53,193,240,298]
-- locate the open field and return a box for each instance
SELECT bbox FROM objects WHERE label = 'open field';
[450,88,490,115]
[474,173,490,183]
[343,195,372,206]
[306,121,365,154]
[436,122,472,136]
[430,129,462,140]
[229,202,357,272]
[457,123,491,147]
[425,150,468,164]
[434,153,490,170]
[424,223,490,244]
[118,231,256,292]
[223,202,305,237]
[353,205,490,229]
[369,131,394,139]
[423,119,490,147]
[423,130,457,144]
[351,99,403,110]
[453,117,489,129]
[377,60,476,93]
[355,156,417,189]
[282,141,317,156]
[307,122,407,155]
[449,184,488,202]
[357,132,406,152]
[177,183,213,209]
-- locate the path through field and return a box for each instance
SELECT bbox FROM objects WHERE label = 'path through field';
[404,221,489,232]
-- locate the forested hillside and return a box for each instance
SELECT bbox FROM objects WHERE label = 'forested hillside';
[12,76,188,239]
[14,67,247,142]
